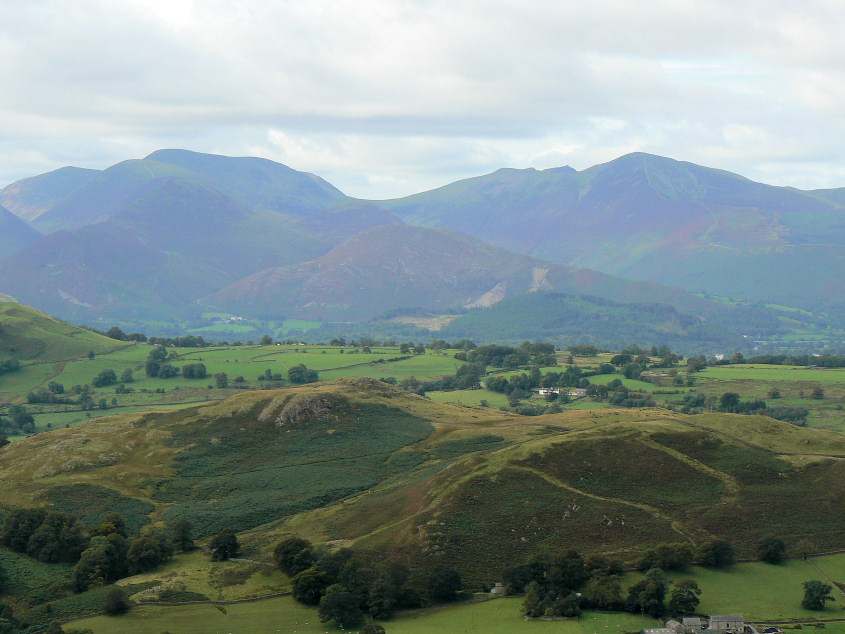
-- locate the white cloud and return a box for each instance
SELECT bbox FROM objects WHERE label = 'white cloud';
[1,1,845,197]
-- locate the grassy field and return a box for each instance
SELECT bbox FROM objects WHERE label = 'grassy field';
[0,340,471,438]
[72,596,660,634]
[621,559,845,622]
[120,551,289,603]
[70,555,845,633]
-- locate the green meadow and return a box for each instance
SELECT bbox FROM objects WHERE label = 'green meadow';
[71,554,845,633]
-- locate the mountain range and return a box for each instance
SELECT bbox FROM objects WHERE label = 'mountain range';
[379,152,845,309]
[1,149,844,349]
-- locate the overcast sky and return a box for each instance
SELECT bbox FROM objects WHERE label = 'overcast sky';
[2,0,844,198]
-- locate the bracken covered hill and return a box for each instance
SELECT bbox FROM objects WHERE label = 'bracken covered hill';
[1,378,843,585]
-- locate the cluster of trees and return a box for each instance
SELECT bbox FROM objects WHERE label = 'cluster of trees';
[460,342,557,369]
[676,392,811,425]
[0,359,20,377]
[144,346,179,379]
[88,326,147,342]
[506,550,702,619]
[726,353,845,368]
[398,342,427,355]
[0,509,198,598]
[1,509,87,563]
[599,380,657,408]
[181,363,207,379]
[276,536,461,629]
[0,405,35,434]
[397,363,485,395]
[288,364,318,384]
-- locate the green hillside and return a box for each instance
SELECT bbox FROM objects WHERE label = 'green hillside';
[438,292,751,352]
[0,301,118,361]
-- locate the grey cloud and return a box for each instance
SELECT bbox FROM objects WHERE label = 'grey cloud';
[1,1,845,197]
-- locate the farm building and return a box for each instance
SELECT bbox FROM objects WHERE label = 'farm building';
[709,615,744,632]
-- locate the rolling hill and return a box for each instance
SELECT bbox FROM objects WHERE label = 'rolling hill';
[379,152,845,310]
[1,378,844,586]
[0,300,118,361]
[201,223,724,323]
[436,292,752,352]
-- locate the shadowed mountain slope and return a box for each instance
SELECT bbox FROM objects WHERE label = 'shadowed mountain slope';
[203,223,727,323]
[0,205,41,258]
[0,179,329,320]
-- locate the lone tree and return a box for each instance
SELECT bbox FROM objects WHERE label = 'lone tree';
[802,580,835,610]
[757,537,786,564]
[172,519,194,553]
[210,529,239,561]
[103,587,130,615]
[428,566,462,603]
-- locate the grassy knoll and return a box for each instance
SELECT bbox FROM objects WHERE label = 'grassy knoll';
[0,301,118,361]
[120,550,288,603]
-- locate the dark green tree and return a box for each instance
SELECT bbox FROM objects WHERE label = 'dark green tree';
[288,364,318,384]
[103,587,130,615]
[292,568,330,605]
[802,580,835,610]
[92,369,118,387]
[126,536,164,574]
[757,537,786,564]
[119,368,134,383]
[172,520,194,552]
[274,537,314,576]
[318,584,364,628]
[627,568,670,617]
[428,566,462,603]
[214,372,228,388]
[210,529,239,561]
[144,359,160,377]
[95,512,127,538]
[696,539,735,568]
[668,579,701,615]
[718,392,741,412]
